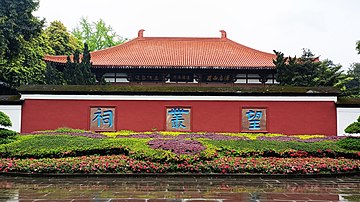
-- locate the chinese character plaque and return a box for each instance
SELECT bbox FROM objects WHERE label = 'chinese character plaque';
[166,107,191,131]
[90,107,116,131]
[241,108,267,132]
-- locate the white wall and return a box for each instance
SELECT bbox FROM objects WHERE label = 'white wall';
[337,107,360,136]
[0,105,22,132]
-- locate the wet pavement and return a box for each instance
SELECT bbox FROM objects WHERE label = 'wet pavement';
[0,175,359,202]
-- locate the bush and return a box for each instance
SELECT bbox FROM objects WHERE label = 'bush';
[0,128,17,144]
[337,137,360,151]
[0,111,11,128]
[345,116,360,134]
[345,122,360,134]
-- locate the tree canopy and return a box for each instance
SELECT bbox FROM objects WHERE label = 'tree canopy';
[0,0,49,87]
[72,17,127,51]
[44,21,83,55]
[0,0,44,61]
[63,43,96,85]
[273,49,345,88]
[344,63,360,97]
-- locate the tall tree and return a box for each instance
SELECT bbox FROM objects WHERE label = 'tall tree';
[344,63,360,97]
[72,17,126,51]
[0,0,44,61]
[0,33,53,86]
[274,49,345,87]
[356,41,360,55]
[0,0,47,87]
[45,63,65,85]
[44,21,83,55]
[63,43,96,85]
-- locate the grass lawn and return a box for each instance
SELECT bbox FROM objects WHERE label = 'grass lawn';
[0,128,359,175]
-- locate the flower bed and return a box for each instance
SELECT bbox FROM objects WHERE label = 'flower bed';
[0,155,359,175]
[0,129,359,175]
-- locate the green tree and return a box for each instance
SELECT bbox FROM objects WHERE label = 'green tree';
[44,20,83,55]
[0,0,49,87]
[63,43,96,85]
[45,63,65,85]
[0,33,53,86]
[274,49,345,87]
[0,0,44,61]
[72,17,126,51]
[356,40,360,54]
[344,63,360,97]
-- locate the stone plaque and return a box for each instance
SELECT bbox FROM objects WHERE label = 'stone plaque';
[166,107,191,131]
[241,108,267,132]
[90,107,116,131]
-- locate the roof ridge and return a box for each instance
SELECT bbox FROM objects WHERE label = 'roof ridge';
[225,38,275,58]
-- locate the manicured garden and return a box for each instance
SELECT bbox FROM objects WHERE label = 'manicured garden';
[0,128,359,175]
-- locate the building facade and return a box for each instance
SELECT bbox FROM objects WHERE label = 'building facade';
[18,86,339,136]
[45,30,277,86]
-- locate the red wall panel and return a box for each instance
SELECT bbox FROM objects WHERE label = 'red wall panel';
[21,99,337,136]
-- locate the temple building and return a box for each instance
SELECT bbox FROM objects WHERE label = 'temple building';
[44,30,277,85]
[4,30,358,136]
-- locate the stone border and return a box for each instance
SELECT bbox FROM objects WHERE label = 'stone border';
[1,171,359,178]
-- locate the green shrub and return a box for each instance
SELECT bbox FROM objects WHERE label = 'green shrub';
[49,127,88,133]
[345,122,360,134]
[0,111,11,128]
[0,128,17,144]
[336,137,360,151]
[345,116,360,134]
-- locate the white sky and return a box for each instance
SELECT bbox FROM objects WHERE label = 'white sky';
[35,0,360,70]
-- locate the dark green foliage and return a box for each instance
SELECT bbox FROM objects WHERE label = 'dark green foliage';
[63,43,96,85]
[0,112,16,144]
[80,43,96,84]
[0,0,51,87]
[0,129,17,143]
[345,122,360,134]
[0,84,17,95]
[0,111,11,127]
[45,63,65,85]
[344,63,360,97]
[344,116,360,134]
[337,137,360,151]
[0,0,44,61]
[273,49,345,87]
[344,115,360,134]
[357,40,360,55]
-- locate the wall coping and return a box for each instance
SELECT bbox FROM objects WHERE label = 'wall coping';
[18,85,340,96]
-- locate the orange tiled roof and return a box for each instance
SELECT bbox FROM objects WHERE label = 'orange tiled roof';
[44,30,276,69]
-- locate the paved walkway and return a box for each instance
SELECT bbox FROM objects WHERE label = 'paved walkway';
[0,175,359,202]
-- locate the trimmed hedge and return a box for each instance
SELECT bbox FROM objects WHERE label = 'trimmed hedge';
[0,111,11,127]
[337,137,360,151]
[345,122,360,134]
[0,129,17,144]
[0,133,358,161]
[344,115,360,134]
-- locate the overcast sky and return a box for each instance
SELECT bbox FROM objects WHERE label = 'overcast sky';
[35,0,360,70]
